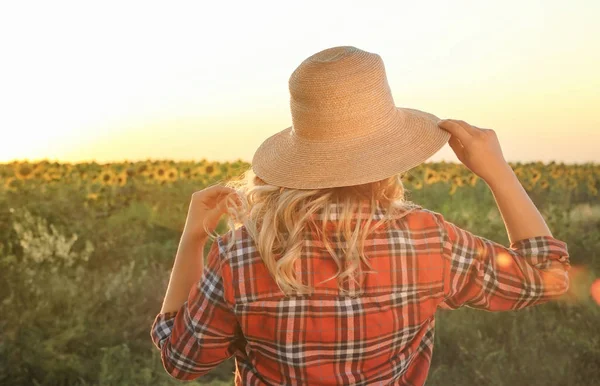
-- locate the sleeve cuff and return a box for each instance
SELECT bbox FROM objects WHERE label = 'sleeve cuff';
[509,235,570,268]
[150,311,179,350]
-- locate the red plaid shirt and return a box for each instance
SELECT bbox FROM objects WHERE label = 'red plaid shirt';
[151,201,570,385]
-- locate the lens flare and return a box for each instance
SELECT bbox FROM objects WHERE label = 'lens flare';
[591,279,600,305]
[495,252,512,268]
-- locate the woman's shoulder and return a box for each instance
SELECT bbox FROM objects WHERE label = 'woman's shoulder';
[389,201,446,226]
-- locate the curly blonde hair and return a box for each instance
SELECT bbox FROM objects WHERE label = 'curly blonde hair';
[207,168,413,297]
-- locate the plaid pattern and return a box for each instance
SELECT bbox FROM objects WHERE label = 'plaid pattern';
[151,201,570,385]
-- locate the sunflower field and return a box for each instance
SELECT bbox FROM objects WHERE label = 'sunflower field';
[0,159,599,385]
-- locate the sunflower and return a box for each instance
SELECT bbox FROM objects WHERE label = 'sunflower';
[98,169,116,186]
[204,162,221,178]
[438,171,451,182]
[143,171,158,184]
[87,172,100,183]
[529,169,542,185]
[550,167,564,179]
[513,167,525,179]
[42,168,62,182]
[113,170,128,187]
[153,164,169,181]
[468,174,479,187]
[453,176,465,187]
[14,162,37,180]
[424,168,439,185]
[4,176,19,190]
[165,167,179,182]
[0,168,11,180]
[412,180,423,190]
[522,181,534,192]
[180,166,193,179]
[192,164,219,180]
[403,173,416,184]
[137,163,150,175]
[539,179,550,190]
[32,168,45,179]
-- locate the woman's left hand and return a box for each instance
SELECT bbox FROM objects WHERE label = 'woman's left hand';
[182,184,239,241]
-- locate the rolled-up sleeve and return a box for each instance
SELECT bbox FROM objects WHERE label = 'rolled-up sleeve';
[150,237,240,380]
[433,212,571,311]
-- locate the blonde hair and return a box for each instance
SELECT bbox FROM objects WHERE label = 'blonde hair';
[207,168,413,297]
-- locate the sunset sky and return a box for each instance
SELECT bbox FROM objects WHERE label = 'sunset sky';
[1,0,598,164]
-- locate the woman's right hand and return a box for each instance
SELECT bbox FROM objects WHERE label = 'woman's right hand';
[437,119,513,184]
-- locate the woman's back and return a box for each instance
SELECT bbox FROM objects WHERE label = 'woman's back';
[151,200,570,385]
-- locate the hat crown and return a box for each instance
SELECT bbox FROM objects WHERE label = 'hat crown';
[288,46,398,141]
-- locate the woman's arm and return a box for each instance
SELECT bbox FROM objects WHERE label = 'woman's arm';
[160,232,208,314]
[485,165,553,243]
[159,184,237,314]
[438,119,553,243]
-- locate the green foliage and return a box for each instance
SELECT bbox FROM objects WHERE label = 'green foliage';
[0,161,598,385]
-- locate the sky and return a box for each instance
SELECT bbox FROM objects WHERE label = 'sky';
[0,0,599,164]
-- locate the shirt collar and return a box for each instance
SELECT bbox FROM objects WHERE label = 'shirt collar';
[309,199,420,221]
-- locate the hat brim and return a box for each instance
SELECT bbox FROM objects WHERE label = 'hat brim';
[251,107,451,189]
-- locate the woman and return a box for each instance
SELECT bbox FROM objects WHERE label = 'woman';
[150,46,570,385]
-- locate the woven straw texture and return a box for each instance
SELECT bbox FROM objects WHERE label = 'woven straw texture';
[252,46,450,189]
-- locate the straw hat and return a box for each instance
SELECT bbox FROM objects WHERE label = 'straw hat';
[251,46,450,189]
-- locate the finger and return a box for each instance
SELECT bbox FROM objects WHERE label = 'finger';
[222,191,243,209]
[438,119,473,145]
[448,119,481,136]
[448,135,465,161]
[203,185,235,200]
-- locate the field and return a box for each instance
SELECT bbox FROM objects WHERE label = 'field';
[1,159,599,385]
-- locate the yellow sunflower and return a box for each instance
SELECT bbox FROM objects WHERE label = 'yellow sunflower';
[403,173,416,184]
[14,162,37,180]
[423,168,439,185]
[32,167,46,179]
[153,164,169,181]
[137,163,150,175]
[191,164,214,180]
[180,166,193,180]
[204,162,221,178]
[513,167,525,179]
[529,168,542,185]
[165,167,179,182]
[4,176,19,190]
[42,168,62,182]
[453,176,465,187]
[98,169,116,186]
[412,180,423,190]
[87,172,100,183]
[125,167,136,178]
[550,167,564,179]
[468,174,479,187]
[438,171,451,183]
[142,171,159,184]
[539,179,550,190]
[112,170,128,187]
